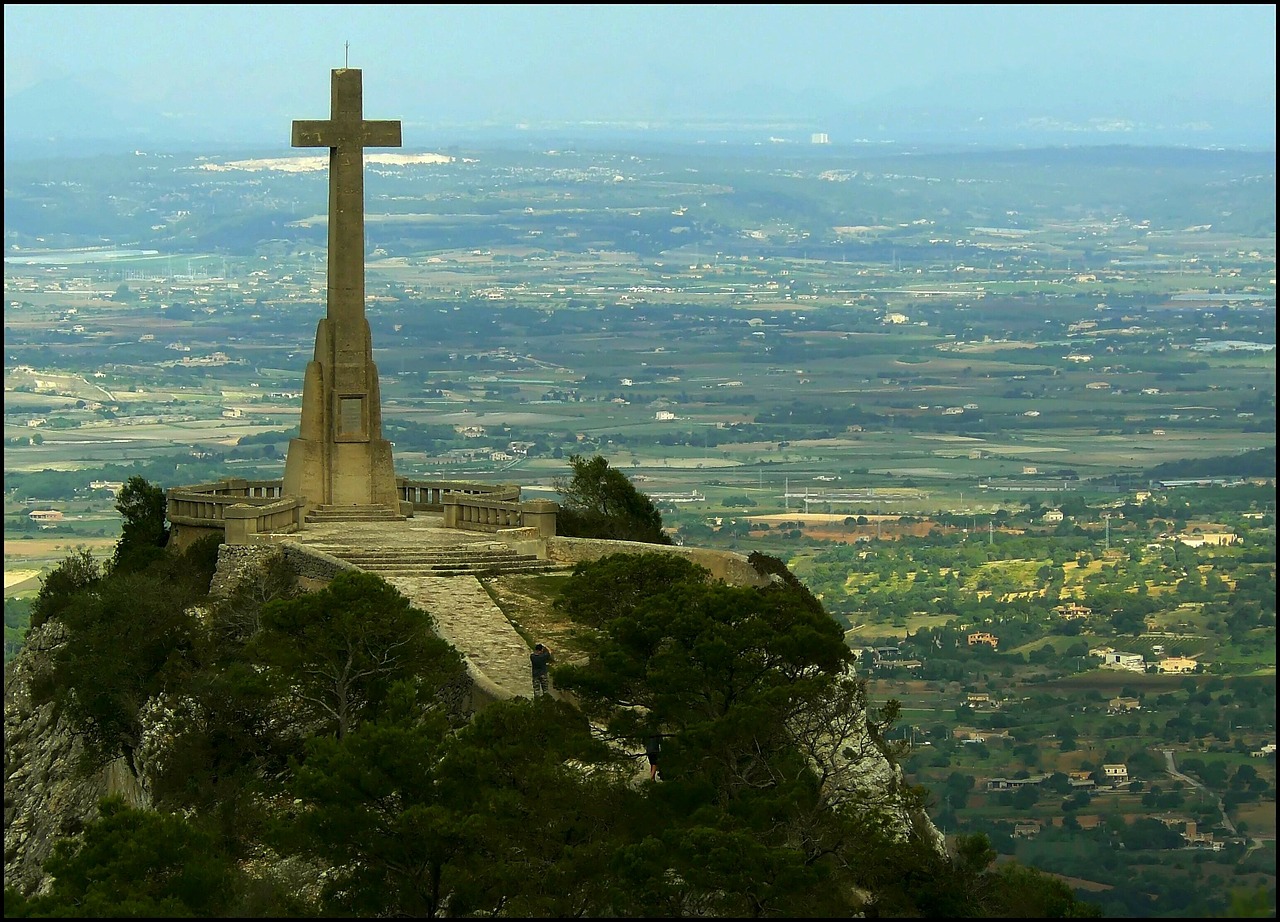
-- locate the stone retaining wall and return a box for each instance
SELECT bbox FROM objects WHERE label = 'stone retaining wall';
[280,541,362,583]
[542,537,771,588]
[209,544,278,598]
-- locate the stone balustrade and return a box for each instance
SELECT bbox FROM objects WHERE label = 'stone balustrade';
[167,479,288,521]
[396,478,521,511]
[167,479,303,548]
[170,478,285,502]
[167,476,557,545]
[398,478,557,537]
[223,498,307,545]
[443,496,558,537]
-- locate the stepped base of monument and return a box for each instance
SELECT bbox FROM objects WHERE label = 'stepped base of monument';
[305,503,406,524]
[305,543,564,577]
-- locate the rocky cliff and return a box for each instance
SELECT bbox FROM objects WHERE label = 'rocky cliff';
[4,621,148,896]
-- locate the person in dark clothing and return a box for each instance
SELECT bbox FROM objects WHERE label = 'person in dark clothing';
[645,733,663,781]
[530,642,554,697]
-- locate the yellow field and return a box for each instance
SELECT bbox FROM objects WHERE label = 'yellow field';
[4,569,42,589]
[4,537,117,558]
[5,538,116,597]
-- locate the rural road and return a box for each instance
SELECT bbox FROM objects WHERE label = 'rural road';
[1162,749,1238,837]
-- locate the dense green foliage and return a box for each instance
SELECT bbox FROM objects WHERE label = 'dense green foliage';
[554,551,712,627]
[4,796,241,918]
[29,547,102,631]
[250,570,464,739]
[4,596,33,661]
[1146,445,1276,481]
[554,453,673,544]
[29,536,222,771]
[111,475,171,573]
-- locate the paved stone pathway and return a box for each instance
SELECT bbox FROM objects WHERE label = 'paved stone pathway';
[283,514,536,699]
[385,574,533,699]
[275,516,689,780]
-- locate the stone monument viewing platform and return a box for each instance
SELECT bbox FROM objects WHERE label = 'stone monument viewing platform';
[166,476,558,548]
[161,67,573,704]
[167,66,768,709]
[203,501,772,706]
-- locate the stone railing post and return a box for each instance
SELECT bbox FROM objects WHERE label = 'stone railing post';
[520,499,558,537]
[443,495,461,529]
[223,503,257,546]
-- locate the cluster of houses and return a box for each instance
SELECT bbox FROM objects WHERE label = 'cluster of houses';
[985,763,1130,792]
[857,636,1204,677]
[852,645,924,671]
[25,509,64,527]
[1034,501,1242,548]
[1090,647,1206,674]
[418,433,538,466]
[1178,820,1226,850]
[1008,817,1227,850]
[967,631,999,649]
[1054,602,1091,620]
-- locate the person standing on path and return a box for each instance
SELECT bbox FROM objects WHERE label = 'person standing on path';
[645,732,663,781]
[530,642,554,697]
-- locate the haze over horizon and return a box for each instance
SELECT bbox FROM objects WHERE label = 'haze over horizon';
[4,3,1277,155]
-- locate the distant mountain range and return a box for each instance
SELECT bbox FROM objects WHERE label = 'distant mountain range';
[5,70,1275,159]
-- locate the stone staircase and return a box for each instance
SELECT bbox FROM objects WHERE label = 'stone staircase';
[304,543,563,578]
[304,503,405,524]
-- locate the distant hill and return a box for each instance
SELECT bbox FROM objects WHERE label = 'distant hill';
[1146,446,1276,481]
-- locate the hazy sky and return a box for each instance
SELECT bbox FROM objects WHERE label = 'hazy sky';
[4,3,1277,147]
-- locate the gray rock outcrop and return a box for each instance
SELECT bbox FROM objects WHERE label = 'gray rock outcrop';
[4,621,147,897]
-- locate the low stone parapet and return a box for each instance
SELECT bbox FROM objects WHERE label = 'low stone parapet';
[167,479,302,548]
[278,541,362,584]
[168,477,554,545]
[224,498,306,544]
[396,479,554,535]
[443,495,522,531]
[442,495,558,536]
[543,537,770,588]
[209,544,283,597]
[209,541,362,597]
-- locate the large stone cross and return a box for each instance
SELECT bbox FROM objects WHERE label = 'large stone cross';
[282,68,402,511]
[292,68,401,328]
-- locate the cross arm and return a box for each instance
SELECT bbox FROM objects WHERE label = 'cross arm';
[293,120,334,148]
[291,119,402,149]
[362,120,402,148]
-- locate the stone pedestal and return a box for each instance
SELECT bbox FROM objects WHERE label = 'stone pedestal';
[282,319,398,509]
